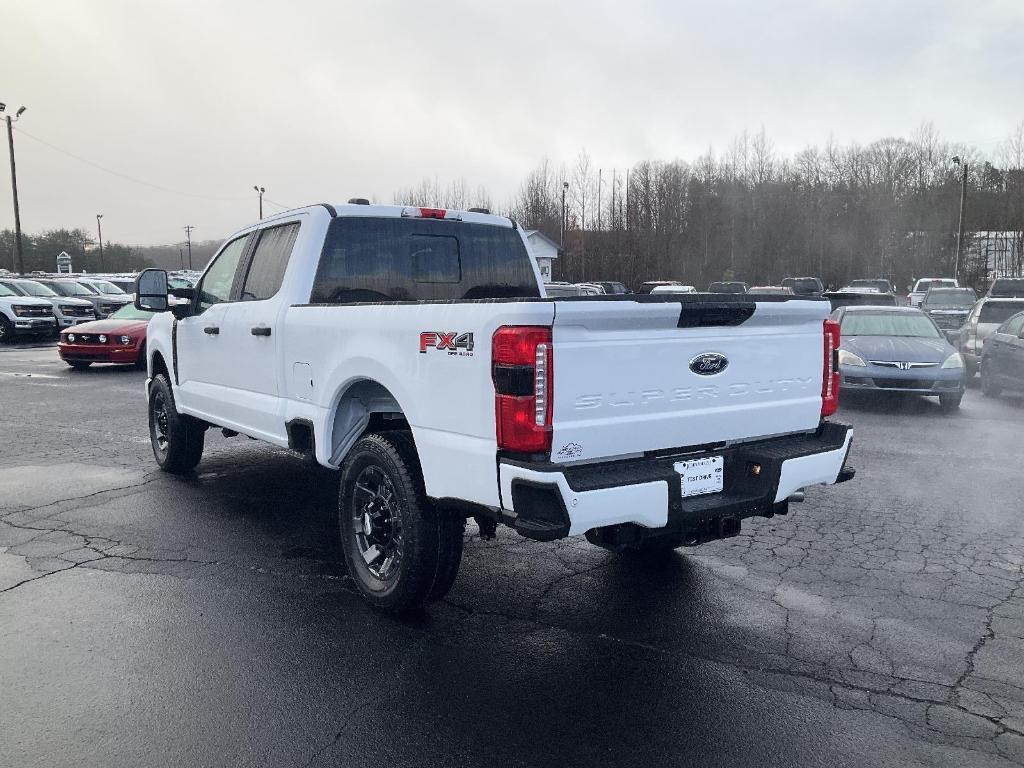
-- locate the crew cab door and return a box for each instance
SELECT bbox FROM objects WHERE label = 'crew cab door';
[214,220,301,439]
[175,233,253,420]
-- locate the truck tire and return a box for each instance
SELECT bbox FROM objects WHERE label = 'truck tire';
[338,431,463,611]
[0,316,13,344]
[148,374,205,473]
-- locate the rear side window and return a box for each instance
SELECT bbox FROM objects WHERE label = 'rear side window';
[310,217,540,303]
[980,302,1024,325]
[241,223,300,301]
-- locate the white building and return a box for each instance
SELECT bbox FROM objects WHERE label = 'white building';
[524,230,560,282]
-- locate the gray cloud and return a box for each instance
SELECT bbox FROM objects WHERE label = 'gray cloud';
[2,0,1022,245]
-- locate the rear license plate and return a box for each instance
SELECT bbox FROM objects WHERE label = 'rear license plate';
[673,456,724,498]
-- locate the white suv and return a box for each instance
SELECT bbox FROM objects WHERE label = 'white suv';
[0,281,57,342]
[0,278,95,330]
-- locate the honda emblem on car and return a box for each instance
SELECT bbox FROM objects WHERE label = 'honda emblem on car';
[689,352,729,376]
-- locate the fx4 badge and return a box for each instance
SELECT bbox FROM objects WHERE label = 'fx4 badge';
[419,331,475,356]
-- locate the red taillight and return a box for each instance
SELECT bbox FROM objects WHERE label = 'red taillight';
[492,326,553,454]
[822,319,840,417]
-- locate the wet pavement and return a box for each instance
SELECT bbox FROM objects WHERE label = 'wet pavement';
[2,341,1024,767]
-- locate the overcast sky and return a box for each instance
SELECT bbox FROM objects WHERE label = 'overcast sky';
[2,0,1022,246]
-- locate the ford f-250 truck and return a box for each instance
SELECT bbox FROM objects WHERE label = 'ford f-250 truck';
[135,202,855,610]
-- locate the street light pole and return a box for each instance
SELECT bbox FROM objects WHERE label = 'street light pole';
[952,156,968,280]
[2,104,27,274]
[184,225,194,270]
[560,181,568,248]
[254,185,265,219]
[96,214,104,271]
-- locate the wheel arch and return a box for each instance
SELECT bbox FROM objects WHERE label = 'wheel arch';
[326,378,409,467]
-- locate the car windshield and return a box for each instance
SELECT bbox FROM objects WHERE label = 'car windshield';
[88,280,125,294]
[923,289,975,309]
[0,283,16,297]
[980,302,1024,325]
[991,278,1024,296]
[168,278,193,289]
[74,282,100,294]
[841,312,941,338]
[783,278,822,293]
[50,282,95,296]
[16,281,58,297]
[108,304,155,321]
[827,293,897,309]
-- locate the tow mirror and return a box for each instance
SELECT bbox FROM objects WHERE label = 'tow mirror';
[135,269,169,312]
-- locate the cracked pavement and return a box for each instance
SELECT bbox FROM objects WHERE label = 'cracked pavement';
[2,342,1024,767]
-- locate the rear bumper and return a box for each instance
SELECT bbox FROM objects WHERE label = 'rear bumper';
[498,422,853,542]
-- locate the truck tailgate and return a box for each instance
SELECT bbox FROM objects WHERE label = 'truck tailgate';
[550,298,829,463]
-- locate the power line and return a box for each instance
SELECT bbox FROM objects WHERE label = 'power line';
[12,125,253,202]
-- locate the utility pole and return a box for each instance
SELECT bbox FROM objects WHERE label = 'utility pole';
[253,185,265,219]
[560,181,568,248]
[184,225,194,269]
[597,169,602,231]
[952,157,968,280]
[96,214,104,271]
[178,247,184,270]
[2,104,27,274]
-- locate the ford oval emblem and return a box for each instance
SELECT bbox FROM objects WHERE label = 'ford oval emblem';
[689,353,729,376]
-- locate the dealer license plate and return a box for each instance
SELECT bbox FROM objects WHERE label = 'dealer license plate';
[673,456,724,498]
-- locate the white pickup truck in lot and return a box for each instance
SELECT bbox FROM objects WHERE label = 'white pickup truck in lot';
[135,202,855,610]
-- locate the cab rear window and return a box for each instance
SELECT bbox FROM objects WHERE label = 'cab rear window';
[310,217,540,303]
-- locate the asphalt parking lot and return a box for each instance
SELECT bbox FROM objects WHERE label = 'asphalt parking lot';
[2,341,1024,767]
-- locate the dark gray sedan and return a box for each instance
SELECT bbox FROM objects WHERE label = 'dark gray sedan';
[980,310,1024,399]
[831,306,966,412]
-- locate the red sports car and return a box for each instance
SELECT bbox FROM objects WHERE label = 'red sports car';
[58,304,154,370]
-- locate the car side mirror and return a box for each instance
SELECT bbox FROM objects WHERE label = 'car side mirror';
[135,269,169,312]
[944,329,959,345]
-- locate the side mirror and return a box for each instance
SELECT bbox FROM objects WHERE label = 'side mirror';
[944,329,960,345]
[135,269,169,312]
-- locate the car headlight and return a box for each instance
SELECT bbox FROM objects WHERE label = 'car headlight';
[838,349,867,367]
[98,334,107,344]
[942,353,964,369]
[67,333,76,342]
[119,335,131,345]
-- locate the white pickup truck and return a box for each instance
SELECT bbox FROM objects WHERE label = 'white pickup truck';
[135,202,854,610]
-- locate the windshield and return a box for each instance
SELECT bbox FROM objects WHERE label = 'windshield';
[923,289,975,309]
[783,278,822,294]
[0,283,16,297]
[75,282,100,294]
[980,302,1024,325]
[168,278,194,289]
[16,281,58,297]
[109,304,155,321]
[991,278,1024,296]
[48,282,95,297]
[828,293,898,310]
[88,280,125,294]
[841,312,941,338]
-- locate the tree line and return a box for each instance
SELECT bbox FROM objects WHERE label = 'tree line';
[399,122,1024,292]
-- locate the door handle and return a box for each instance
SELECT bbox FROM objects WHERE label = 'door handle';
[251,326,272,337]
[203,326,219,335]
